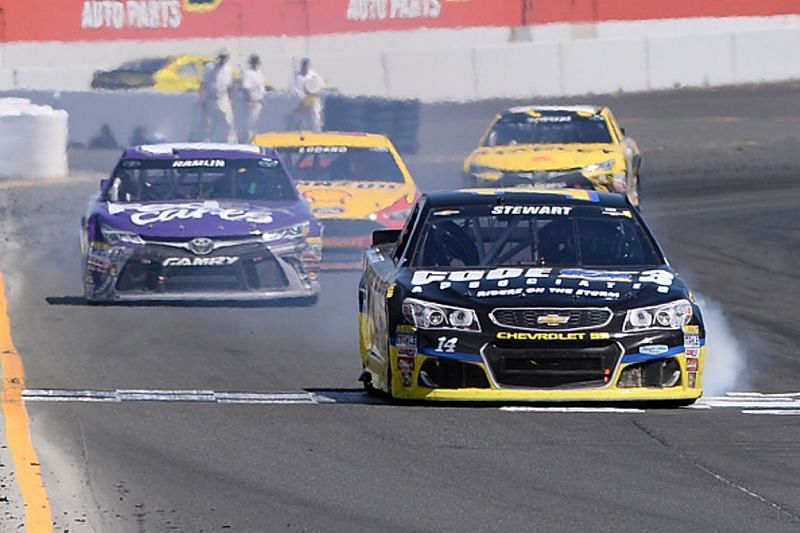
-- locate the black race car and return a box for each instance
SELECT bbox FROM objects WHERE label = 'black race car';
[358,188,705,403]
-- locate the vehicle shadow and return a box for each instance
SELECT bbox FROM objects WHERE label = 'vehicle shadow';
[305,388,695,410]
[44,295,319,308]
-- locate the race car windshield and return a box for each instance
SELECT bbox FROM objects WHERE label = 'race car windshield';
[276,146,406,183]
[484,113,613,145]
[107,158,297,202]
[412,205,663,268]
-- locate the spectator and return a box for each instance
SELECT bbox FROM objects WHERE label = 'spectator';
[199,50,237,143]
[242,54,267,142]
[290,57,325,132]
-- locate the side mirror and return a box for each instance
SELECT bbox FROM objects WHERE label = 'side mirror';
[100,178,109,191]
[372,229,401,247]
[620,127,627,137]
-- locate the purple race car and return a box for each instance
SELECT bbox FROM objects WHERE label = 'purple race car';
[81,143,322,302]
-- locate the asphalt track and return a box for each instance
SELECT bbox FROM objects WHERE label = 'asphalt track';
[1,83,800,532]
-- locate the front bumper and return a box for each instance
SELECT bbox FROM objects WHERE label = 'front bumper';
[385,327,704,402]
[84,239,320,302]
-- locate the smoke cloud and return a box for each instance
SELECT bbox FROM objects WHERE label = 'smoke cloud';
[697,294,748,396]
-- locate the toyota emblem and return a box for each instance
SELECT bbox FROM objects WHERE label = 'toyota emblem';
[189,237,215,255]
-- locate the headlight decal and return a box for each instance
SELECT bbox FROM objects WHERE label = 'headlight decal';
[583,158,617,173]
[100,224,145,246]
[623,300,693,332]
[261,222,310,243]
[401,298,481,332]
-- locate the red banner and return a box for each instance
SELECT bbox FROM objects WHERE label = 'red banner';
[0,0,520,42]
[524,0,800,24]
[2,0,800,43]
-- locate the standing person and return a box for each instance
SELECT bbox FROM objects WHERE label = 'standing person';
[199,50,237,143]
[290,57,325,132]
[242,54,267,142]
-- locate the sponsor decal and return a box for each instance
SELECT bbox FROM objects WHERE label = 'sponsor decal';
[162,256,239,267]
[172,159,225,168]
[686,358,699,372]
[397,356,415,388]
[411,267,673,288]
[491,205,573,216]
[347,0,442,21]
[685,347,700,357]
[684,334,701,348]
[297,146,348,154]
[81,0,182,30]
[109,202,275,226]
[527,115,571,123]
[300,180,399,190]
[304,188,352,205]
[497,331,609,341]
[395,333,417,349]
[688,372,698,389]
[639,344,669,356]
[683,325,700,334]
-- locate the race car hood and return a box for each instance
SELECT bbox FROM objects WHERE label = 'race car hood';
[97,199,314,238]
[297,180,417,219]
[468,144,623,172]
[399,266,688,311]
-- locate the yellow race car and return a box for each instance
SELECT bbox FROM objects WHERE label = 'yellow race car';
[91,55,214,93]
[463,106,642,206]
[252,132,420,264]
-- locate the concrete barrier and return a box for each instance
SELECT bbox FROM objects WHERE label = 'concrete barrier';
[2,17,800,102]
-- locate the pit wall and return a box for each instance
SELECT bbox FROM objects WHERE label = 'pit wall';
[2,1,800,101]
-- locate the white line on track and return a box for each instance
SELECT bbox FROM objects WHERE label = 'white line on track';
[501,407,645,413]
[20,389,800,414]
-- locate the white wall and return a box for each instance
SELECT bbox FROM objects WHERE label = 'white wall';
[2,16,800,101]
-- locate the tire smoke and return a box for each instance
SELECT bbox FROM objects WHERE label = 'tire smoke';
[697,294,748,395]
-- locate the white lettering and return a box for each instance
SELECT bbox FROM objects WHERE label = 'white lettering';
[347,0,440,20]
[113,203,275,226]
[410,270,447,286]
[486,267,523,281]
[171,159,226,168]
[82,0,181,30]
[163,256,239,267]
[491,205,573,216]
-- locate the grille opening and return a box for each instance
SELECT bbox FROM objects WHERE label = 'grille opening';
[417,359,490,389]
[115,246,289,293]
[617,358,682,388]
[485,341,620,388]
[491,308,612,331]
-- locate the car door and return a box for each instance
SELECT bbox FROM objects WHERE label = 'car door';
[360,200,423,379]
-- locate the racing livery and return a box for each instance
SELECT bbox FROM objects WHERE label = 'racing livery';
[252,132,419,264]
[91,55,220,93]
[81,143,322,302]
[359,188,705,403]
[463,106,642,206]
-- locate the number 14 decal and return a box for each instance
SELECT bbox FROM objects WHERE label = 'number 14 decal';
[435,337,458,353]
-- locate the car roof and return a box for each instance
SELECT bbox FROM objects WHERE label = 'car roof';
[252,131,393,148]
[424,188,629,208]
[504,105,605,115]
[122,143,278,159]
